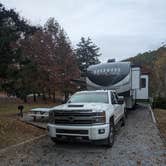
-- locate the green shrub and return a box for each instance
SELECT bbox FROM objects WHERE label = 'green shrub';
[153,97,166,109]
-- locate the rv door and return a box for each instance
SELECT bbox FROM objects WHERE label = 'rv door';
[131,67,140,90]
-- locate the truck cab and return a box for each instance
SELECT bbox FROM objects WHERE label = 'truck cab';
[48,90,125,147]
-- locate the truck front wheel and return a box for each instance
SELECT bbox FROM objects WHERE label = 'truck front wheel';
[51,137,57,143]
[105,120,115,148]
[121,115,126,127]
[51,137,64,144]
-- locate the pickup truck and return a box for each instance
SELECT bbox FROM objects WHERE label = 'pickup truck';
[47,90,125,147]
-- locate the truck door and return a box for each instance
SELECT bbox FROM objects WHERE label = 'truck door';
[114,92,124,117]
[111,92,121,124]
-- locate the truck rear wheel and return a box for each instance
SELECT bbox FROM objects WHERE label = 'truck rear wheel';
[105,120,115,148]
[124,107,128,118]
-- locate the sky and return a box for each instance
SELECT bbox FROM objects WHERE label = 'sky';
[1,0,166,62]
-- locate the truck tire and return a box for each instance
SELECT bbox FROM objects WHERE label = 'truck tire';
[51,137,63,144]
[124,107,128,118]
[105,119,115,148]
[51,137,57,143]
[121,115,126,127]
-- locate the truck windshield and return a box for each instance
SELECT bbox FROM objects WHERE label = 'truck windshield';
[68,92,109,104]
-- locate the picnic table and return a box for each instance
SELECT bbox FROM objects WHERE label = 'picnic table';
[28,108,50,121]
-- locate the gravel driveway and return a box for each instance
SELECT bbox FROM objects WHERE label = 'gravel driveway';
[0,104,166,166]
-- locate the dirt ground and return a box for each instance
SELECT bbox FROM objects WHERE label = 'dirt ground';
[153,108,166,143]
[0,100,55,149]
[0,115,45,149]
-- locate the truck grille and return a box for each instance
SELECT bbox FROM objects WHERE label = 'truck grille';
[56,129,88,135]
[51,110,97,125]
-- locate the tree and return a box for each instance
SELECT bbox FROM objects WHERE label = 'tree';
[44,18,80,101]
[0,3,80,102]
[0,3,37,97]
[55,29,80,101]
[19,18,80,102]
[76,37,101,76]
[19,29,57,101]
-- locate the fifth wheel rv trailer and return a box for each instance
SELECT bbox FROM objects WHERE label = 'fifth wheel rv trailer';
[86,61,149,109]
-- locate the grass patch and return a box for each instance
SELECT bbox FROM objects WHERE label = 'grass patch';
[153,109,166,142]
[0,103,56,116]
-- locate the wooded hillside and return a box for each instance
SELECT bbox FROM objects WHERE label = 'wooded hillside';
[125,46,166,98]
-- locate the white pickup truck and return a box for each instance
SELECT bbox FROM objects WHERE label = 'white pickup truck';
[47,90,125,147]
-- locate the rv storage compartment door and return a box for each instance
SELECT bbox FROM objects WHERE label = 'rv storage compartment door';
[131,67,140,89]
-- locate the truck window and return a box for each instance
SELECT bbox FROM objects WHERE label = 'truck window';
[68,92,109,104]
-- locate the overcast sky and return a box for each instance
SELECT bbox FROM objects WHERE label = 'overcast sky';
[1,0,166,62]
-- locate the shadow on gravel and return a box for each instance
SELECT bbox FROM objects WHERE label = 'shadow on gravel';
[50,139,108,151]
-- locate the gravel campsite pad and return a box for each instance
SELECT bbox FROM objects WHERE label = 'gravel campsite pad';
[0,104,166,166]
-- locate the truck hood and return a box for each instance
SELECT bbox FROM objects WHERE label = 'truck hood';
[50,103,110,112]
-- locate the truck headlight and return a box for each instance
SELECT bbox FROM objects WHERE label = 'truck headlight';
[93,111,106,124]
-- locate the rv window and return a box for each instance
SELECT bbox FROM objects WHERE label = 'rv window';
[141,78,146,88]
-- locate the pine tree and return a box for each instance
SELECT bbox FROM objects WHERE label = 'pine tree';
[0,3,37,98]
[76,37,101,76]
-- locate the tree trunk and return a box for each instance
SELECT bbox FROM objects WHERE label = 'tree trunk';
[33,93,36,102]
[53,90,56,103]
[23,95,27,103]
[42,91,47,103]
[48,89,51,99]
[64,91,69,102]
